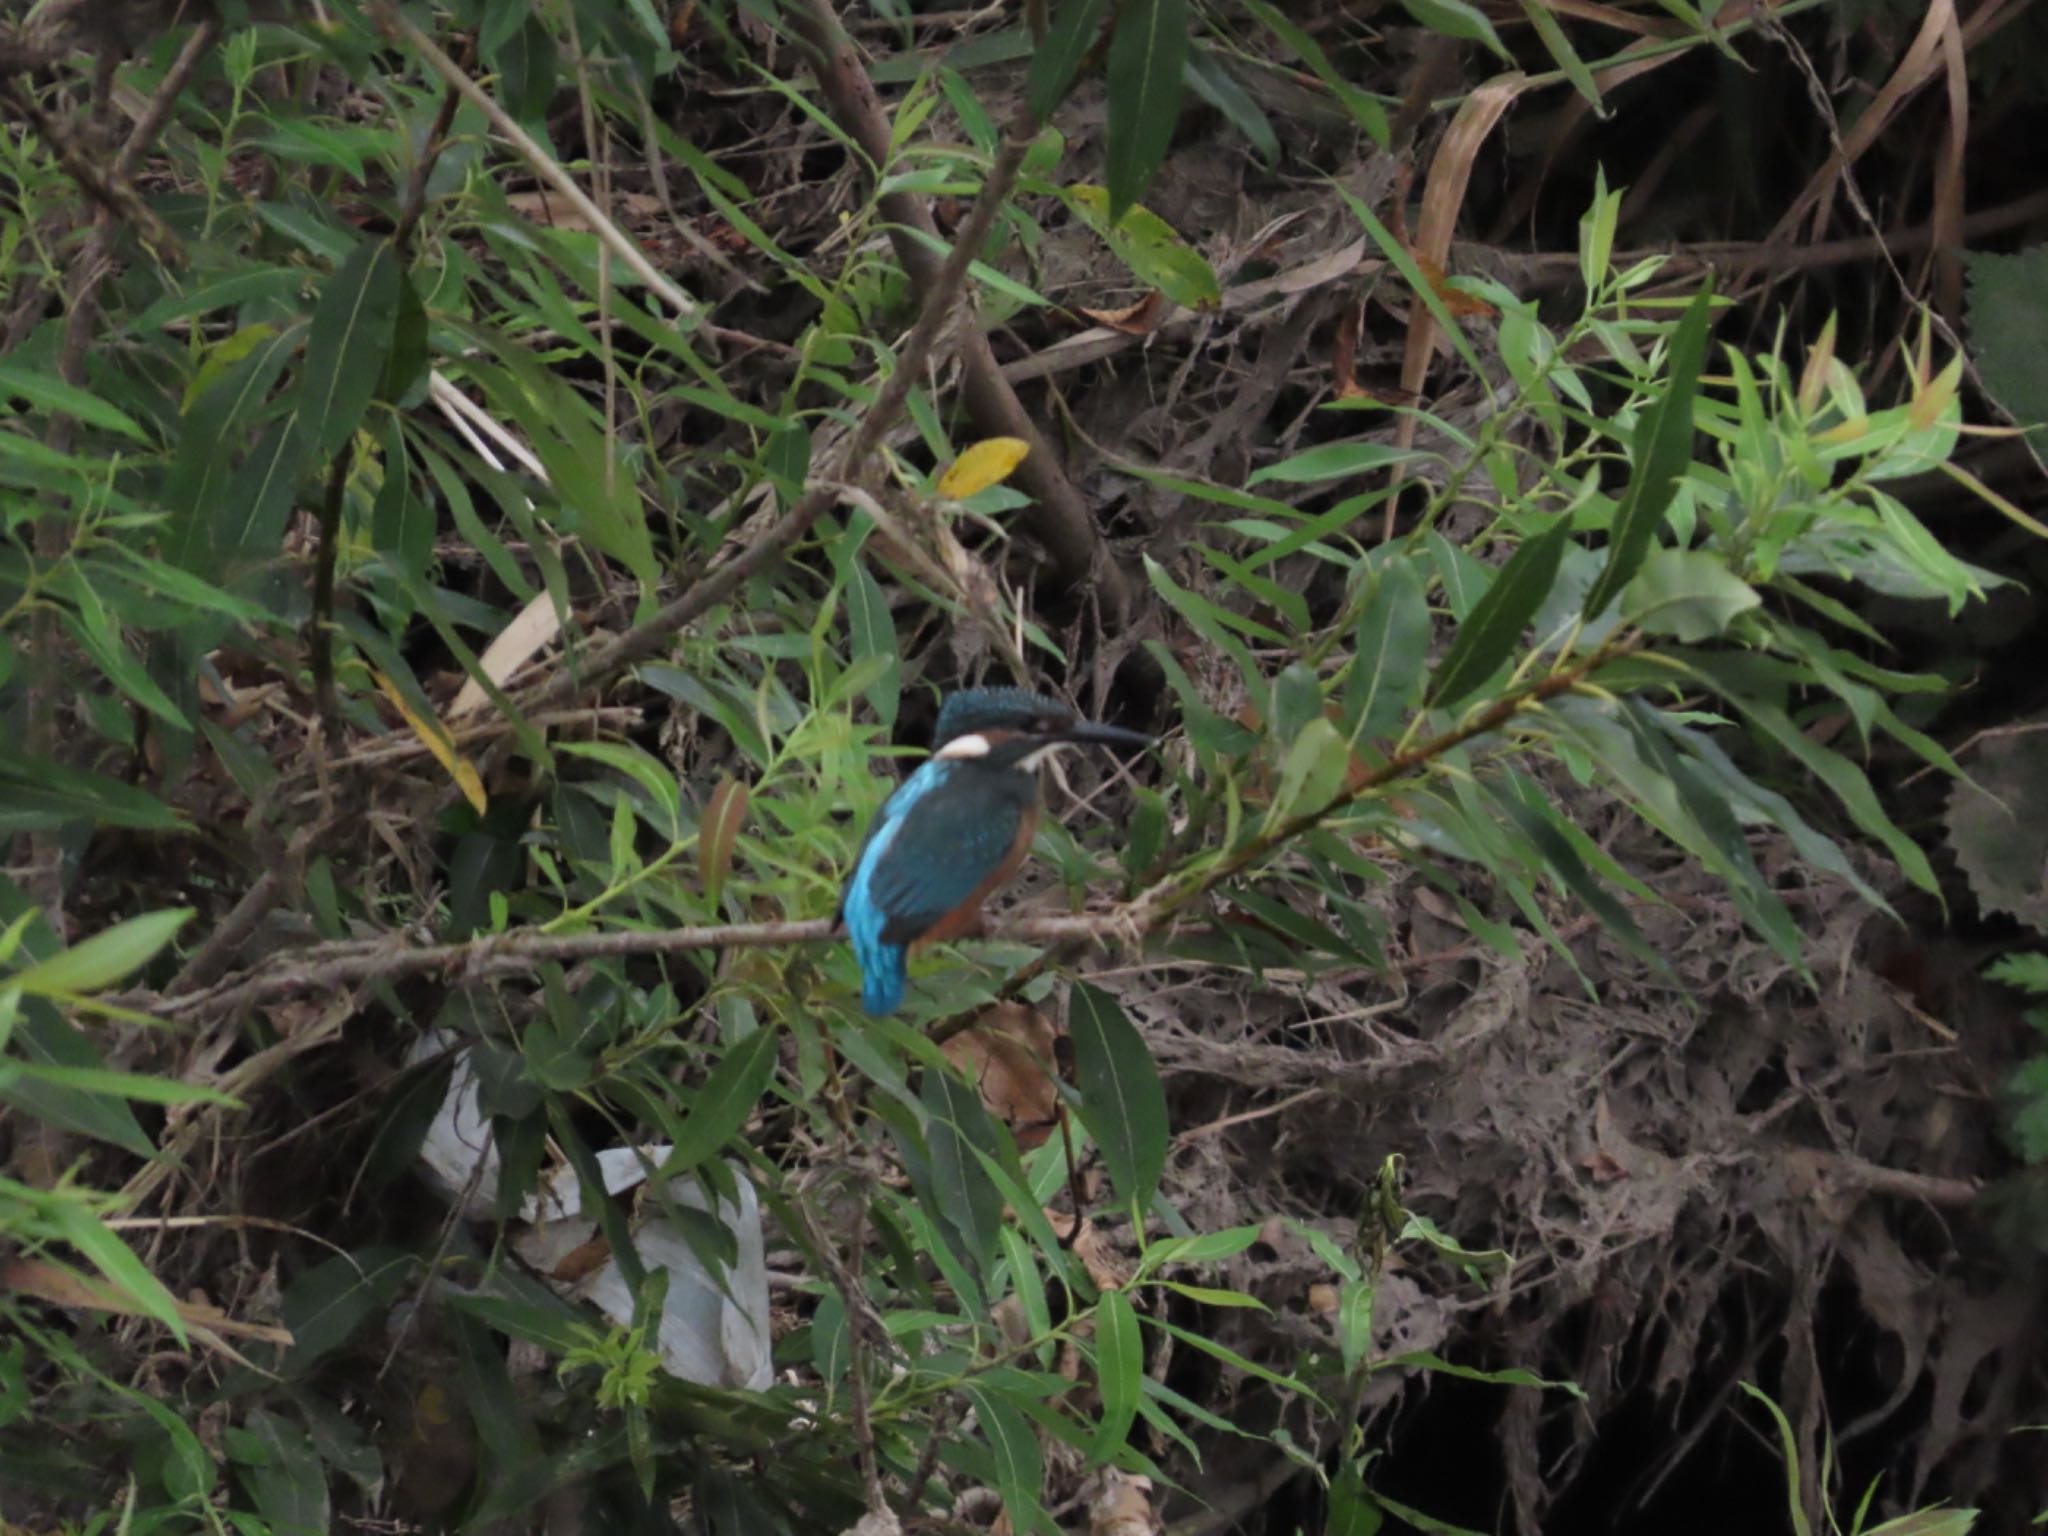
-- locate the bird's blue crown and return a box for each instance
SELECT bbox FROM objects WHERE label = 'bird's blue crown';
[933,686,1072,747]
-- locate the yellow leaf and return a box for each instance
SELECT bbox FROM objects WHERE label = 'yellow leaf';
[936,437,1030,500]
[374,672,488,816]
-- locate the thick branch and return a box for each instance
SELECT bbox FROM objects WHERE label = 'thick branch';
[135,638,1642,1024]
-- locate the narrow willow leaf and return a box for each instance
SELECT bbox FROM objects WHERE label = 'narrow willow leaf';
[1184,47,1279,167]
[49,1202,188,1346]
[302,241,402,459]
[10,909,191,996]
[162,326,301,575]
[0,362,148,441]
[1345,557,1430,741]
[220,413,308,566]
[699,776,749,907]
[1089,1289,1143,1463]
[1104,0,1189,221]
[1681,657,1939,894]
[1583,280,1715,618]
[1250,440,1411,485]
[1069,984,1168,1213]
[964,1383,1048,1534]
[1486,780,1660,968]
[1241,0,1390,144]
[1398,0,1510,58]
[658,1026,779,1172]
[0,1011,154,1156]
[1027,0,1113,123]
[1427,521,1570,708]
[937,436,1030,499]
[1519,0,1602,110]
[921,1066,1007,1278]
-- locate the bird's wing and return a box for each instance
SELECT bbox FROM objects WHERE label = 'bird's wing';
[862,770,1028,944]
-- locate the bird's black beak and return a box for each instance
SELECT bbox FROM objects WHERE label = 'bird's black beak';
[1059,719,1155,753]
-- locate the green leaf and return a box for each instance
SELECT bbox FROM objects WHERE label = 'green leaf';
[1241,0,1390,144]
[1064,187,1221,311]
[162,325,302,575]
[1104,0,1189,221]
[1345,557,1431,741]
[964,1382,1049,1534]
[0,754,181,833]
[1269,717,1352,824]
[1427,521,1571,708]
[1185,47,1279,167]
[658,1025,779,1172]
[0,361,149,442]
[11,1064,236,1107]
[220,413,309,566]
[1486,781,1660,969]
[1250,440,1412,485]
[921,1064,1006,1277]
[302,241,402,460]
[49,1200,187,1345]
[1027,0,1113,123]
[1397,0,1510,58]
[1964,246,2048,432]
[9,909,191,996]
[1068,984,1168,1213]
[1738,1383,1814,1536]
[1518,0,1602,110]
[1384,1351,1589,1400]
[278,1248,415,1374]
[1089,1289,1143,1462]
[0,1008,153,1156]
[1621,547,1759,641]
[234,1409,330,1536]
[1583,280,1715,617]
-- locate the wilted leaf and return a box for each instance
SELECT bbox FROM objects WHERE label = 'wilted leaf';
[1079,291,1166,335]
[937,436,1031,499]
[374,673,488,816]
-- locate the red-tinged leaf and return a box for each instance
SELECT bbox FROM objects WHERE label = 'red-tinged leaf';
[1104,0,1189,222]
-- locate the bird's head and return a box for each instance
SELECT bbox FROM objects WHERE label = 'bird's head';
[931,686,1153,770]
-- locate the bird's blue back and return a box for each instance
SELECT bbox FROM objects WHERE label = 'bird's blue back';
[841,757,1034,1014]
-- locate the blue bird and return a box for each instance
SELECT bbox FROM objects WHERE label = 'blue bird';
[839,687,1154,1015]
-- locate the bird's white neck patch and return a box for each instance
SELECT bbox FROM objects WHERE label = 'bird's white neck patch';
[936,732,992,760]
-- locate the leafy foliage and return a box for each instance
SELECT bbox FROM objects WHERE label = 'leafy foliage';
[0,0,2036,1532]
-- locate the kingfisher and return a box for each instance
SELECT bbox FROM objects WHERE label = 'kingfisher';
[839,687,1154,1015]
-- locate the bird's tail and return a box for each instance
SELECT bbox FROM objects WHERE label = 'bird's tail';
[860,944,907,1015]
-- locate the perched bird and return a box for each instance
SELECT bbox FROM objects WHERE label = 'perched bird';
[839,687,1154,1015]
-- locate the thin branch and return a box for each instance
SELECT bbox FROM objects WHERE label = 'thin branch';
[136,635,1644,1024]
